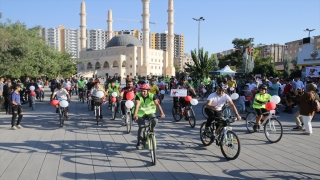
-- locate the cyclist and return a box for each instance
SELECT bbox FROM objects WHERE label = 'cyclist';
[85,78,95,100]
[120,80,138,125]
[78,76,86,100]
[106,80,120,110]
[49,78,58,99]
[26,80,39,107]
[204,84,241,133]
[36,78,44,99]
[52,84,71,118]
[173,76,197,110]
[63,78,72,95]
[252,84,271,132]
[132,84,165,149]
[149,79,159,96]
[88,82,106,119]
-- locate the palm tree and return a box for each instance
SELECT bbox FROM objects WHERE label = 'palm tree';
[184,48,214,79]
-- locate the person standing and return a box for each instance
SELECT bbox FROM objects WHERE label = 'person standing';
[11,84,23,130]
[268,78,280,114]
[3,80,12,114]
[0,77,4,111]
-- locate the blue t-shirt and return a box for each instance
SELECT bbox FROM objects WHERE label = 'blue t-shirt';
[11,92,21,106]
[268,84,280,96]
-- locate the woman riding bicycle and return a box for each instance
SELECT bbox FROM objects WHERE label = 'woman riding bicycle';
[204,84,241,133]
[132,83,165,150]
[252,84,271,132]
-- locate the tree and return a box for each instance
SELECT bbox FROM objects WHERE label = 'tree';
[283,55,291,78]
[0,19,76,78]
[184,48,214,79]
[212,54,219,71]
[251,63,279,77]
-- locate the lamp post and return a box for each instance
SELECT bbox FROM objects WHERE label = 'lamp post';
[192,17,205,53]
[304,28,315,37]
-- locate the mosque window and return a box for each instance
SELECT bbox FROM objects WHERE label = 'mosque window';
[151,59,153,62]
[103,61,109,69]
[95,62,101,70]
[122,61,126,68]
[112,61,119,68]
[130,65,132,68]
[130,57,132,60]
[87,62,92,70]
[151,66,153,69]
[130,73,132,76]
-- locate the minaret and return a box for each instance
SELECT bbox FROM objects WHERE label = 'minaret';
[166,0,175,76]
[141,0,151,76]
[107,9,113,41]
[80,1,87,51]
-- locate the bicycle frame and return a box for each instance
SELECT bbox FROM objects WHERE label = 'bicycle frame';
[142,117,157,150]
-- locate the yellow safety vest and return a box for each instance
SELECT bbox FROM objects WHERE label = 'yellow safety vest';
[133,93,156,117]
[252,93,271,109]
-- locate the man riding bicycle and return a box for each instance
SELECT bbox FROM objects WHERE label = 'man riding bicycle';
[149,79,159,96]
[120,80,138,125]
[173,76,197,109]
[106,80,120,110]
[86,78,95,99]
[78,76,86,100]
[51,84,71,118]
[88,82,106,119]
[204,84,241,133]
[252,84,271,132]
[133,83,165,150]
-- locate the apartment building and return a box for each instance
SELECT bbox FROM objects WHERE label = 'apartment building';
[151,31,185,58]
[215,49,237,58]
[41,26,62,51]
[64,28,80,59]
[285,35,320,60]
[86,29,106,50]
[258,44,286,62]
[175,53,193,72]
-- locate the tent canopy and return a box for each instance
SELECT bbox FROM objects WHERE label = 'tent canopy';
[217,65,236,73]
[208,65,237,75]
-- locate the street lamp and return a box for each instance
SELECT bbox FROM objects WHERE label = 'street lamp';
[304,28,315,37]
[192,17,205,54]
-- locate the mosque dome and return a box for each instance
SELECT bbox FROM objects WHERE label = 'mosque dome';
[106,35,142,48]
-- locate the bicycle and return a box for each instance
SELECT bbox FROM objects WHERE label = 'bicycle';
[58,97,69,127]
[30,92,36,110]
[122,100,133,133]
[140,115,158,165]
[78,89,85,103]
[87,98,92,111]
[172,100,196,128]
[92,96,103,125]
[110,97,119,120]
[244,110,283,143]
[200,116,240,160]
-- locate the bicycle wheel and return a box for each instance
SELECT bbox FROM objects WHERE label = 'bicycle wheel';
[149,134,157,165]
[202,104,208,119]
[88,100,91,111]
[220,130,241,160]
[245,112,257,133]
[95,106,100,125]
[187,108,196,128]
[126,112,132,133]
[111,102,116,120]
[172,107,182,122]
[61,109,65,127]
[200,122,214,146]
[59,108,63,127]
[264,118,283,143]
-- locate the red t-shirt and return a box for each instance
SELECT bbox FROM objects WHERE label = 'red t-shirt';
[283,84,292,95]
[121,87,138,100]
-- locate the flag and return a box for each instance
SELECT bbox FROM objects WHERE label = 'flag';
[248,46,252,53]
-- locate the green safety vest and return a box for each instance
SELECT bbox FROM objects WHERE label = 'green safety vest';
[108,85,119,95]
[108,82,119,88]
[78,80,85,88]
[20,84,24,91]
[252,93,271,109]
[190,81,194,88]
[132,93,156,117]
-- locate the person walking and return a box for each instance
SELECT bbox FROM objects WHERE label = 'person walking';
[3,80,12,114]
[299,83,317,135]
[11,84,23,130]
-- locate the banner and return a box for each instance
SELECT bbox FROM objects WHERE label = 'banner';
[170,89,188,97]
[305,66,320,77]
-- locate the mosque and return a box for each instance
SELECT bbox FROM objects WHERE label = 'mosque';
[77,0,175,80]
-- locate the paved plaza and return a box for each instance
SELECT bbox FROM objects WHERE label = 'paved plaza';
[0,88,319,180]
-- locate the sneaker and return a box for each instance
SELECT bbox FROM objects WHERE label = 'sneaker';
[302,132,311,135]
[253,125,258,132]
[136,142,145,150]
[65,115,69,119]
[100,116,103,119]
[11,126,17,130]
[292,126,302,130]
[17,125,23,129]
[123,122,127,126]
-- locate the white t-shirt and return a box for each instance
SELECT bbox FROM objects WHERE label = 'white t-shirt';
[63,81,71,88]
[246,83,257,91]
[206,92,232,111]
[54,89,69,98]
[156,81,165,87]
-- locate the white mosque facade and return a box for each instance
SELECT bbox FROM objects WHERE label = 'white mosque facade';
[77,0,175,79]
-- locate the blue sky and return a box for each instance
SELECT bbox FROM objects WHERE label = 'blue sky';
[1,0,319,55]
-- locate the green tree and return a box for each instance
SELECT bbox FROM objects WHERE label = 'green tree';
[0,19,75,78]
[212,54,219,71]
[251,63,278,77]
[184,48,214,79]
[283,55,291,78]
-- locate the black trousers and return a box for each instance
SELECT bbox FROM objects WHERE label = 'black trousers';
[4,97,11,113]
[137,114,158,143]
[205,108,223,128]
[11,105,23,127]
